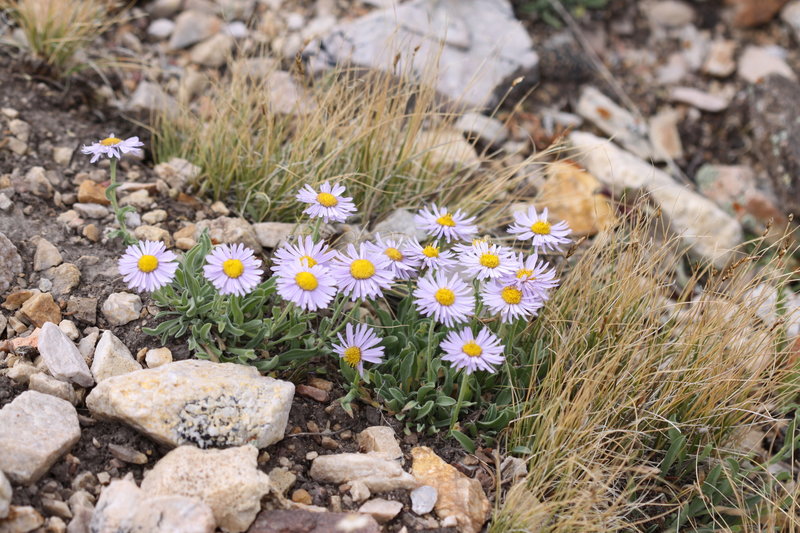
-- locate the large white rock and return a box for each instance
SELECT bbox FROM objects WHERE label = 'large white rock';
[140,445,270,533]
[86,360,294,449]
[37,322,94,387]
[310,453,418,492]
[91,330,142,382]
[0,391,81,484]
[569,131,742,267]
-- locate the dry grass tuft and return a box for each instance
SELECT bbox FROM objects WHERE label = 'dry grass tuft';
[491,211,799,531]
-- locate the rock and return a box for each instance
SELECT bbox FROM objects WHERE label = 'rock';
[119,189,152,209]
[782,1,800,40]
[372,209,427,241]
[295,384,329,403]
[0,471,10,519]
[648,108,683,161]
[28,373,78,405]
[410,485,437,515]
[145,347,173,368]
[58,319,79,340]
[73,202,109,219]
[101,293,142,326]
[9,118,30,142]
[533,160,616,237]
[669,86,731,112]
[738,45,796,83]
[252,222,307,249]
[91,478,216,533]
[67,297,97,325]
[268,467,296,497]
[411,446,489,533]
[310,453,417,492]
[703,39,736,77]
[568,131,742,267]
[169,10,222,50]
[729,0,789,27]
[247,510,381,533]
[154,157,202,190]
[194,217,262,253]
[77,180,109,205]
[6,137,27,155]
[46,263,81,297]
[646,1,694,28]
[0,506,43,532]
[21,292,62,327]
[149,0,181,17]
[147,18,175,39]
[25,167,53,198]
[0,391,81,484]
[357,498,402,524]
[141,445,269,532]
[6,361,38,385]
[0,193,11,211]
[264,71,316,115]
[357,427,403,462]
[33,239,63,271]
[0,232,23,294]
[133,225,172,247]
[575,86,652,159]
[454,112,507,146]
[91,330,142,382]
[311,0,539,109]
[52,146,73,166]
[749,74,800,216]
[142,209,167,225]
[656,53,689,85]
[190,33,234,67]
[108,443,148,465]
[129,81,176,114]
[86,360,294,449]
[413,129,480,168]
[291,489,313,505]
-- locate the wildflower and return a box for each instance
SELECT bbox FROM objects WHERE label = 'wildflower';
[415,203,478,243]
[296,181,357,223]
[330,243,394,301]
[405,238,456,273]
[271,235,337,271]
[440,326,505,374]
[507,206,571,252]
[275,262,337,311]
[481,279,543,323]
[81,133,144,164]
[203,243,263,296]
[332,323,385,377]
[364,234,420,280]
[117,240,178,292]
[413,271,475,327]
[452,237,489,256]
[460,241,517,280]
[505,253,559,299]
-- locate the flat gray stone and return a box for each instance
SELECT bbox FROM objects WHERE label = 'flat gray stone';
[37,322,94,387]
[0,232,23,294]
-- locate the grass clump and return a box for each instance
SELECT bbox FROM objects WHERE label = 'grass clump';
[491,213,799,531]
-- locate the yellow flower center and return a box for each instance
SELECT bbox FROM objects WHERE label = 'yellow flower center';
[222,259,245,278]
[137,255,159,273]
[350,259,375,280]
[531,221,552,235]
[295,271,318,291]
[434,288,455,306]
[501,286,522,305]
[516,268,533,279]
[343,346,361,366]
[462,341,483,357]
[479,253,500,268]
[100,136,122,146]
[385,247,403,261]
[436,213,456,227]
[316,192,338,207]
[299,255,317,267]
[422,245,439,258]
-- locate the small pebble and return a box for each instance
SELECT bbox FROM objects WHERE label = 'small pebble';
[291,489,312,505]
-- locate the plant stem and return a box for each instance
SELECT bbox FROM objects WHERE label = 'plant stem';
[311,217,322,241]
[105,158,136,245]
[450,370,470,430]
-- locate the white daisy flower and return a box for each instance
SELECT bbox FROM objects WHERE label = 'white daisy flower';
[329,243,394,301]
[481,279,543,323]
[440,327,505,374]
[404,239,456,274]
[459,241,517,280]
[332,323,385,377]
[275,261,337,311]
[296,181,357,223]
[117,240,178,292]
[271,235,337,271]
[504,253,559,300]
[364,233,420,281]
[203,243,264,296]
[415,203,478,243]
[81,133,144,164]
[507,206,571,252]
[413,271,475,327]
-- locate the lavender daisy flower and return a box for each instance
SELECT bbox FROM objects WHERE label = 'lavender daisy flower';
[271,235,337,271]
[440,327,505,374]
[404,239,456,274]
[81,133,144,164]
[275,262,337,311]
[459,241,517,280]
[504,253,559,300]
[117,240,178,292]
[413,271,475,327]
[330,243,394,301]
[332,323,385,377]
[415,203,478,243]
[203,243,263,296]
[507,206,571,252]
[364,234,420,281]
[296,181,357,223]
[481,279,543,323]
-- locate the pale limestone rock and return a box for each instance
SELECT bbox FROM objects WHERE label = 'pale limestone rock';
[190,33,234,67]
[91,331,142,382]
[141,445,269,533]
[454,112,508,146]
[37,322,94,387]
[309,453,417,492]
[33,238,62,271]
[413,129,480,168]
[357,427,403,462]
[252,222,308,249]
[738,45,796,83]
[0,471,10,519]
[169,10,222,50]
[372,209,427,241]
[85,360,294,449]
[0,232,23,294]
[669,86,731,112]
[0,391,81,484]
[576,86,652,159]
[357,498,403,524]
[154,157,201,190]
[194,217,262,253]
[0,506,43,532]
[145,347,173,368]
[101,293,142,326]
[410,485,437,515]
[28,373,78,405]
[649,108,683,161]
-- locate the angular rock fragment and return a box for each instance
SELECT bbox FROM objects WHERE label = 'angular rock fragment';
[310,453,417,492]
[37,322,94,387]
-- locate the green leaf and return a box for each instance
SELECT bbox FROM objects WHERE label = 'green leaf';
[450,430,476,453]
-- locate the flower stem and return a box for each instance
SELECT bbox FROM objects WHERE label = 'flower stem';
[105,158,136,245]
[450,371,470,430]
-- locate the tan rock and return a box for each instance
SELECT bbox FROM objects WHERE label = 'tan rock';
[357,427,403,462]
[20,292,62,327]
[0,506,44,532]
[410,446,489,533]
[77,180,109,205]
[413,129,481,169]
[134,225,173,247]
[309,453,417,492]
